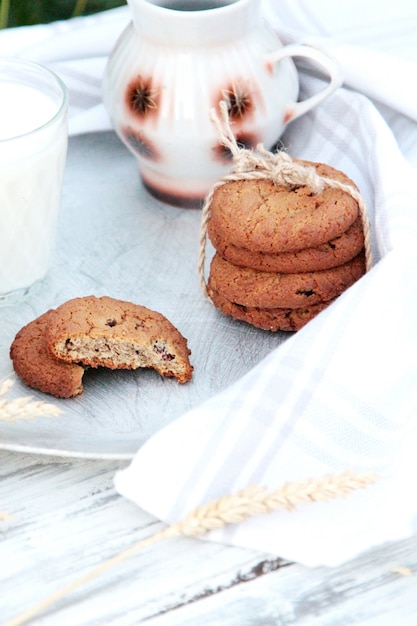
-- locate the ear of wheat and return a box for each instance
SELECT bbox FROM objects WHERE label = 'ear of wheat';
[0,379,62,422]
[176,470,377,536]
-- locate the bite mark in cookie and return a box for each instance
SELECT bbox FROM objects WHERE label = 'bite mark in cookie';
[45,296,193,384]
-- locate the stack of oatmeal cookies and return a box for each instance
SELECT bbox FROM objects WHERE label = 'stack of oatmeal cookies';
[207,160,366,332]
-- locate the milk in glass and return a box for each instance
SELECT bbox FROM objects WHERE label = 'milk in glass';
[0,60,68,304]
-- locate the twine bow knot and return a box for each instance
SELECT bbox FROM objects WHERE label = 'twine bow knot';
[214,102,326,193]
[233,145,327,193]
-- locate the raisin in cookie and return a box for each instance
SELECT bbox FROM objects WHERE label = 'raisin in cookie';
[10,310,85,398]
[46,296,193,384]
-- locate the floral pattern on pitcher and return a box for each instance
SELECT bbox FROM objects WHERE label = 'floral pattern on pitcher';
[103,0,343,208]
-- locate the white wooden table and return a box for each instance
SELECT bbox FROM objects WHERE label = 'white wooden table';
[1,450,417,625]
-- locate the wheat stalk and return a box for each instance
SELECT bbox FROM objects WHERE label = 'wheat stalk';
[0,380,62,422]
[4,469,377,626]
[176,470,377,536]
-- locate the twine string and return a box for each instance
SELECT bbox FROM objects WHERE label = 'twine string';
[198,101,373,298]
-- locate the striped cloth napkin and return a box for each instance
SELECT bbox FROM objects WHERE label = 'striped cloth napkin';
[3,0,417,565]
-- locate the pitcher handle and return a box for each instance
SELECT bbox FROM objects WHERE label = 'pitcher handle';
[265,44,343,121]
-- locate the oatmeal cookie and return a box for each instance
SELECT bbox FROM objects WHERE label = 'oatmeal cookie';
[10,311,84,398]
[209,287,334,332]
[46,296,193,384]
[208,251,366,309]
[208,218,364,273]
[208,160,359,253]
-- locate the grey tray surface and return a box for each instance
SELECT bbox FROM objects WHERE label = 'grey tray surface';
[0,132,284,459]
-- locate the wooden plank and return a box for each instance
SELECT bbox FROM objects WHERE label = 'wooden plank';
[0,452,283,624]
[145,535,417,626]
[1,450,416,625]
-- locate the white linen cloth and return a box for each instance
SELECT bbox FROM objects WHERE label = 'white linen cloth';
[3,1,417,566]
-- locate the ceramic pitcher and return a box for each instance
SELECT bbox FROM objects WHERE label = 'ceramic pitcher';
[102,0,343,207]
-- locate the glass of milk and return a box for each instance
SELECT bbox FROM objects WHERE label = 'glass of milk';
[0,57,68,305]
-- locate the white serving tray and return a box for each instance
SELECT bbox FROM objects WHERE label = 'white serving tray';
[0,131,284,459]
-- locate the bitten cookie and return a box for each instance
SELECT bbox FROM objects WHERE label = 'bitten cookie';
[208,251,366,309]
[46,296,193,384]
[10,311,84,399]
[209,287,335,332]
[208,218,364,273]
[208,160,359,253]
